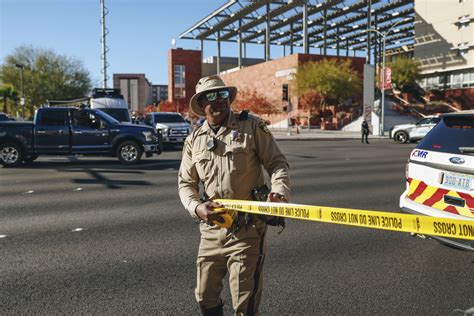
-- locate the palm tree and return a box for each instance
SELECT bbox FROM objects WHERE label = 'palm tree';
[0,84,18,114]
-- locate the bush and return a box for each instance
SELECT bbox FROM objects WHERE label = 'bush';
[233,89,280,115]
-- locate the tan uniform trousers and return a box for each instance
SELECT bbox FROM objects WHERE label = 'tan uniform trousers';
[196,217,267,316]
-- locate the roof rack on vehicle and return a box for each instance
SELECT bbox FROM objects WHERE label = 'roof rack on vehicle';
[92,88,124,99]
[46,97,90,108]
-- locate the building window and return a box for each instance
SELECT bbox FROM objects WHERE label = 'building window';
[174,65,185,99]
[174,65,185,86]
[174,87,185,99]
[420,69,474,90]
[445,74,451,89]
[452,73,462,88]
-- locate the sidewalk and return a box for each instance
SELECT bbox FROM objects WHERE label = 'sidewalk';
[270,128,388,140]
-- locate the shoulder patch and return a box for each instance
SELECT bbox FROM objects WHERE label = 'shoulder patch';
[258,120,270,133]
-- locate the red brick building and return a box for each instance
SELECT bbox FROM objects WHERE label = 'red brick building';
[168,48,202,111]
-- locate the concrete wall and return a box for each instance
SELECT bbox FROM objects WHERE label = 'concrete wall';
[113,74,152,113]
[415,0,474,74]
[220,54,300,112]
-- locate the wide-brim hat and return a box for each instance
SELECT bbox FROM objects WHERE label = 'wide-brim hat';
[189,75,237,116]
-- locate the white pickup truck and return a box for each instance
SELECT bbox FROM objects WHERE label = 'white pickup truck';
[143,112,192,145]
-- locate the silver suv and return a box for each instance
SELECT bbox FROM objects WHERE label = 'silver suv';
[389,115,440,143]
[144,112,192,145]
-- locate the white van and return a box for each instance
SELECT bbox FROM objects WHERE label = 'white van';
[90,88,131,123]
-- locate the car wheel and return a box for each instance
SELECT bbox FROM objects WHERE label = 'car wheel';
[23,154,39,163]
[117,140,143,165]
[0,142,25,167]
[394,131,409,144]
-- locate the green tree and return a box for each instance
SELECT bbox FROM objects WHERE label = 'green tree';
[294,59,361,111]
[387,57,420,93]
[0,46,92,116]
[0,84,18,114]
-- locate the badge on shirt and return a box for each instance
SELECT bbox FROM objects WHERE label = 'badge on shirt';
[231,130,241,142]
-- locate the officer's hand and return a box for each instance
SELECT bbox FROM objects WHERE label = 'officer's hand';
[195,200,226,225]
[267,192,287,203]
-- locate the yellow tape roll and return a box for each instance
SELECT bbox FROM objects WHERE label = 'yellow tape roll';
[215,199,474,241]
[211,208,236,228]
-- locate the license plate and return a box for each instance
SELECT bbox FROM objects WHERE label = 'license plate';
[441,172,473,191]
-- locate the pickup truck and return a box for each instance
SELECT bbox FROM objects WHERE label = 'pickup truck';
[0,107,161,167]
[143,112,192,145]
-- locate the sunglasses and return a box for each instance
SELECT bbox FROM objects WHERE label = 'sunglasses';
[202,90,230,103]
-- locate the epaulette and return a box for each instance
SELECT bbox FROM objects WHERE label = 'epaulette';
[238,110,249,121]
[187,124,204,143]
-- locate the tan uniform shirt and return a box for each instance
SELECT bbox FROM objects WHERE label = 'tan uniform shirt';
[178,111,290,219]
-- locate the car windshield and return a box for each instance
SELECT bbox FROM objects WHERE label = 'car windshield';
[417,115,474,154]
[416,117,439,125]
[153,114,185,123]
[98,108,130,123]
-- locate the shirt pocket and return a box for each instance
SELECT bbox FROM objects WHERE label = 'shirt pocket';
[193,150,212,180]
[230,145,250,172]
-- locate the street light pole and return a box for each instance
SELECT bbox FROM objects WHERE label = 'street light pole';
[364,18,410,135]
[381,35,387,136]
[15,63,25,119]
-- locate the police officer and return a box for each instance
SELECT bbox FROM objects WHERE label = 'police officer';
[178,76,290,315]
[361,119,370,144]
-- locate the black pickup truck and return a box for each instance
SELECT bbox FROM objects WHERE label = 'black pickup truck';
[0,107,161,167]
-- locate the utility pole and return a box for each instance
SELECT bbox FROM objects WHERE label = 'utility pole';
[364,18,410,135]
[100,0,109,89]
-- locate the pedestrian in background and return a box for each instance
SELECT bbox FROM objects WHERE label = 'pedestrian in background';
[286,97,293,136]
[178,75,290,315]
[361,119,370,144]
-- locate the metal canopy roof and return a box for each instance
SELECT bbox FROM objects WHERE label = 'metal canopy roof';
[179,0,415,56]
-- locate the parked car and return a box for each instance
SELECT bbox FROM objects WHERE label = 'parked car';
[143,112,192,145]
[0,107,161,167]
[389,115,440,143]
[399,111,474,251]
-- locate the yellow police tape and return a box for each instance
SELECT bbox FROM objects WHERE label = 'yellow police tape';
[214,199,474,240]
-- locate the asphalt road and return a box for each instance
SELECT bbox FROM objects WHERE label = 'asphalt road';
[1,139,473,315]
